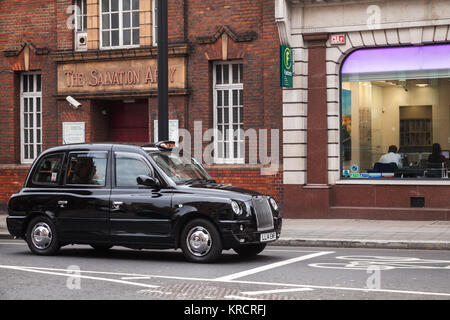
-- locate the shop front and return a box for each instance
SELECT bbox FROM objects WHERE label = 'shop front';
[276,0,450,219]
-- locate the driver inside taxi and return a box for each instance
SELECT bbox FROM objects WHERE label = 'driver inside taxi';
[72,158,97,184]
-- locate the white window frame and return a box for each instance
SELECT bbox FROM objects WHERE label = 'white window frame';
[152,0,157,47]
[100,0,140,50]
[213,61,244,164]
[20,72,43,164]
[75,0,87,32]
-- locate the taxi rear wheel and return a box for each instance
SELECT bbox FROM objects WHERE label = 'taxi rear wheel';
[180,219,222,263]
[26,216,60,256]
[233,243,267,257]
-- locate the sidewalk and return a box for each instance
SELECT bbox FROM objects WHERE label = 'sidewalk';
[1,214,449,250]
[276,218,450,250]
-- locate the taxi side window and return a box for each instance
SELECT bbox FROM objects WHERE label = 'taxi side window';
[32,154,64,185]
[115,153,152,187]
[65,152,108,186]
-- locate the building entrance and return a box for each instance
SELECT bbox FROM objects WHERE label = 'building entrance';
[109,99,149,143]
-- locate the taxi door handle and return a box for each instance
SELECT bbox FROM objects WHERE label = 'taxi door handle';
[58,200,68,208]
[112,201,123,211]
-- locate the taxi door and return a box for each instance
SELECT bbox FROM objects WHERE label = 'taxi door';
[109,148,174,245]
[56,150,111,242]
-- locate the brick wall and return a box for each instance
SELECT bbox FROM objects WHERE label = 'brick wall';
[148,95,188,142]
[0,0,284,214]
[0,0,61,161]
[185,0,283,211]
[0,166,29,209]
[208,167,283,208]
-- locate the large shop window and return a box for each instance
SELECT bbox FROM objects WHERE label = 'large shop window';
[21,73,42,164]
[213,62,244,164]
[341,44,450,180]
[101,0,140,48]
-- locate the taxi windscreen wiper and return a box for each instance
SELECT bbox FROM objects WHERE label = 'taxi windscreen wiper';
[184,178,215,185]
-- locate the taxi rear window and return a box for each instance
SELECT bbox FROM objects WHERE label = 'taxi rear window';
[32,153,64,185]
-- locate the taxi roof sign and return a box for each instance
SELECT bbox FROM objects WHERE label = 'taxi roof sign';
[156,141,176,151]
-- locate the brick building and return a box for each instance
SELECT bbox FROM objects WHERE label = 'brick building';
[0,1,283,210]
[276,0,450,220]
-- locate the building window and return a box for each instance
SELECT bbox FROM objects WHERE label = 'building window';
[213,62,244,164]
[21,73,42,164]
[100,0,140,48]
[340,44,450,180]
[152,0,157,46]
[75,0,87,32]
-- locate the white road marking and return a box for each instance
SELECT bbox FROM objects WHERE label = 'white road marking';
[137,289,172,295]
[241,288,313,295]
[265,249,325,253]
[0,265,210,282]
[224,295,259,300]
[230,279,450,297]
[121,276,152,280]
[310,255,450,271]
[215,251,334,281]
[0,265,159,289]
[2,264,450,298]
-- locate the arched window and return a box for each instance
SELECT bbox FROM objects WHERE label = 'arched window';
[340,44,450,179]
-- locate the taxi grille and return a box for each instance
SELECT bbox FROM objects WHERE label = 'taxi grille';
[252,196,274,231]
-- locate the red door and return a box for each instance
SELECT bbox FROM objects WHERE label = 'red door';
[109,100,149,143]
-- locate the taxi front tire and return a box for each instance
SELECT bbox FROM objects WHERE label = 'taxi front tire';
[180,218,222,263]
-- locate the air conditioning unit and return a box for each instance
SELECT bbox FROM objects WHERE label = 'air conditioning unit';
[75,32,88,51]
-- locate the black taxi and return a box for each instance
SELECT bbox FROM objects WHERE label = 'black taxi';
[7,142,282,263]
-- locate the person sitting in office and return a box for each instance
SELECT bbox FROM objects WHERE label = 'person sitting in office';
[428,143,446,164]
[426,143,446,178]
[378,145,402,169]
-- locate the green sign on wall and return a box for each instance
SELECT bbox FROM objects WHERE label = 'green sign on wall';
[279,45,293,88]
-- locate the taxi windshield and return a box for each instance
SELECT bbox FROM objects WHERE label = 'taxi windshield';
[147,151,214,185]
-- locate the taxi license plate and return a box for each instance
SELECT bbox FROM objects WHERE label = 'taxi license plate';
[260,231,276,242]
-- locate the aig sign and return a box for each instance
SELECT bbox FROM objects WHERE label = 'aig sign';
[279,45,293,88]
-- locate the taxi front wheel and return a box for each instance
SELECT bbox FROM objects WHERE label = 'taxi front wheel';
[233,243,267,257]
[180,219,222,263]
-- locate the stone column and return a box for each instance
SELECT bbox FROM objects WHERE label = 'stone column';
[302,33,331,217]
[140,0,153,46]
[87,0,99,50]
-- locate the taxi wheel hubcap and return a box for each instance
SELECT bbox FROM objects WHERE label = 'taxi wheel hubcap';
[186,226,212,257]
[31,222,52,250]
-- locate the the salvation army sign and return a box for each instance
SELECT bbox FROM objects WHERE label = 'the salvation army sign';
[56,57,186,94]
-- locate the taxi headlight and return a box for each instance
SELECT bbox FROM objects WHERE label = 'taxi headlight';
[269,197,278,211]
[231,201,242,215]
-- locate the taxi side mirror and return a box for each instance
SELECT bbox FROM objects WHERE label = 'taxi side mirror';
[137,175,160,187]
